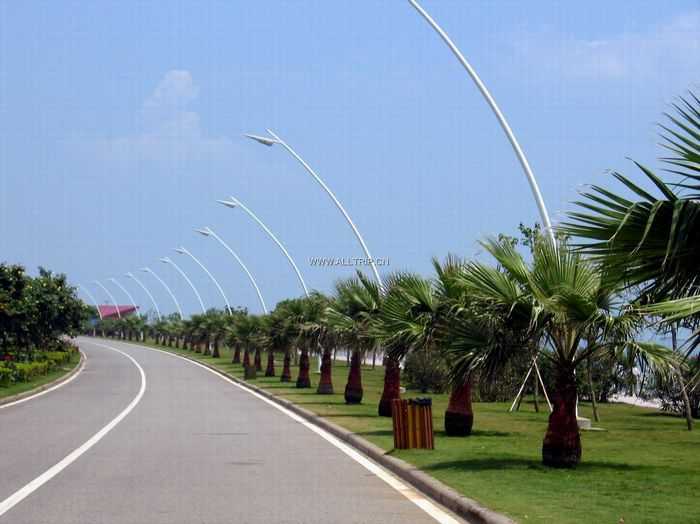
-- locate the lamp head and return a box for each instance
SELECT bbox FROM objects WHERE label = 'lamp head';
[125,272,134,278]
[195,227,211,236]
[244,133,278,147]
[140,267,150,273]
[217,198,237,209]
[174,247,187,255]
[159,257,171,264]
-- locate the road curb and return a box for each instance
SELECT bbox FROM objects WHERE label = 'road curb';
[164,350,514,524]
[0,350,85,407]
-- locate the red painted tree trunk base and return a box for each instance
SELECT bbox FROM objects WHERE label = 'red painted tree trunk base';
[232,346,241,364]
[243,349,251,368]
[296,351,311,388]
[254,349,262,372]
[444,379,474,436]
[542,367,581,468]
[344,351,363,404]
[281,351,292,382]
[211,341,220,359]
[378,357,401,417]
[317,348,334,394]
[265,350,275,377]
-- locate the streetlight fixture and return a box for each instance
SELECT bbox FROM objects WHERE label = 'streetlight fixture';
[126,272,162,321]
[245,129,384,287]
[78,284,103,320]
[174,246,232,314]
[194,227,268,314]
[407,0,555,244]
[160,257,206,314]
[217,196,309,297]
[108,277,140,318]
[94,280,121,319]
[141,267,183,319]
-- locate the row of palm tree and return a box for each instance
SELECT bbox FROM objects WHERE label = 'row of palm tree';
[89,91,699,468]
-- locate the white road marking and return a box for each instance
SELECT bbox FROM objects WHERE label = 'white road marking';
[0,342,147,518]
[130,341,461,524]
[0,351,87,410]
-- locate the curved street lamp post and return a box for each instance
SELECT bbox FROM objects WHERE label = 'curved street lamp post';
[195,227,268,314]
[126,272,162,321]
[141,267,184,320]
[160,257,206,315]
[175,246,232,314]
[245,129,384,288]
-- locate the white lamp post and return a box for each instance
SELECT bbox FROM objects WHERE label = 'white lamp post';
[126,272,162,321]
[108,277,140,318]
[407,0,555,244]
[194,227,268,314]
[79,284,103,320]
[160,257,206,314]
[141,267,183,319]
[174,246,232,314]
[245,129,384,287]
[94,280,121,319]
[217,196,309,297]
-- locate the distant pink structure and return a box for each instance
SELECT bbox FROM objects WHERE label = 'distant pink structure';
[97,305,138,319]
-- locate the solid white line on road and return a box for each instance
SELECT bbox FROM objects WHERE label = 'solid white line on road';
[134,342,461,524]
[0,342,147,518]
[0,350,87,410]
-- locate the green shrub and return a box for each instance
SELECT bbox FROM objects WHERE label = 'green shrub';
[44,351,71,368]
[14,361,50,382]
[403,350,449,393]
[0,365,11,387]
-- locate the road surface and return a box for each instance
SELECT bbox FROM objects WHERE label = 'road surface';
[0,337,464,524]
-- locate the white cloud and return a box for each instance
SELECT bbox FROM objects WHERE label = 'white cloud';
[143,70,199,109]
[510,11,700,81]
[67,69,234,166]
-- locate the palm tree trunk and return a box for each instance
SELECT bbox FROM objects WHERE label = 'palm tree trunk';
[444,378,473,436]
[672,325,694,431]
[265,348,276,377]
[587,356,600,422]
[232,344,241,364]
[254,347,262,371]
[344,350,363,404]
[317,346,333,394]
[542,366,581,468]
[281,349,292,382]
[243,347,251,368]
[378,356,401,417]
[296,349,311,388]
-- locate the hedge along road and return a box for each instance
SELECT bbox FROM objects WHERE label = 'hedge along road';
[0,338,465,524]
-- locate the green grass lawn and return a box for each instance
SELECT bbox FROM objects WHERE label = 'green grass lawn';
[0,350,81,400]
[132,339,700,524]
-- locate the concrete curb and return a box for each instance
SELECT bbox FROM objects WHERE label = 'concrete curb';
[163,349,515,524]
[0,350,85,407]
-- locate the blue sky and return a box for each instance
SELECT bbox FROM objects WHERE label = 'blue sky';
[1,1,698,317]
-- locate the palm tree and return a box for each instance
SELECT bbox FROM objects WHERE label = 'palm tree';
[375,262,476,436]
[272,299,305,382]
[294,292,329,390]
[325,275,382,404]
[563,92,700,330]
[447,237,678,467]
[231,313,259,370]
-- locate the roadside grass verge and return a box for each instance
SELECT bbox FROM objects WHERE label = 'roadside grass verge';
[0,350,81,400]
[127,339,700,524]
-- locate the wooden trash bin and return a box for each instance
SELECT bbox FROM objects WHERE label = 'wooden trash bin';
[244,364,257,380]
[391,398,434,450]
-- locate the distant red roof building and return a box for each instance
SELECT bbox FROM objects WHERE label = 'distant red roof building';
[98,305,138,319]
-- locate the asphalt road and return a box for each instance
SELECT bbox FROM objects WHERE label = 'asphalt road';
[0,338,464,524]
